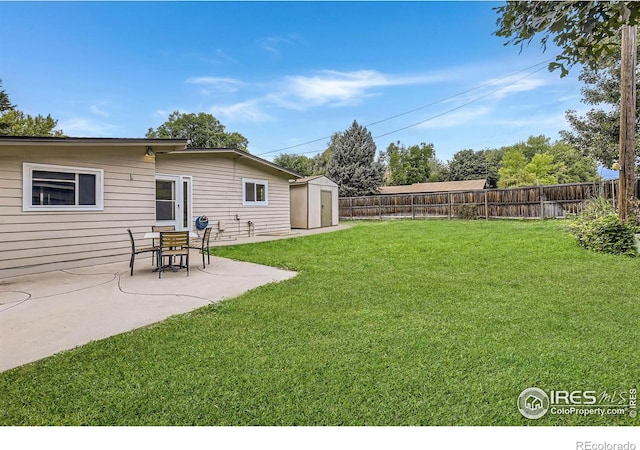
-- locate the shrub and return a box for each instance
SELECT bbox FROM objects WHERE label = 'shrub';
[457,204,479,220]
[568,196,637,256]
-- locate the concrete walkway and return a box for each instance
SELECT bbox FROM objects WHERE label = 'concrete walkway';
[209,223,352,247]
[0,225,351,372]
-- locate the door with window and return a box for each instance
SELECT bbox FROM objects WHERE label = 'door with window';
[155,175,192,231]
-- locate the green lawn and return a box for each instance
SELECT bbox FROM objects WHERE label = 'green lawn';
[1,220,639,425]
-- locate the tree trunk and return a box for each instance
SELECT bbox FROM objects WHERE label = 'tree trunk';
[618,24,637,221]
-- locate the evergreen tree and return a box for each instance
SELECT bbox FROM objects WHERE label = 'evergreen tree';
[326,120,384,197]
[449,149,488,180]
[0,79,15,113]
[448,149,503,188]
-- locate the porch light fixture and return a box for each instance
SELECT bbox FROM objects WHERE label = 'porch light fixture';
[145,147,155,158]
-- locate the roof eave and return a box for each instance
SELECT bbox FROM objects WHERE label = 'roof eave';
[166,148,301,178]
[0,136,188,150]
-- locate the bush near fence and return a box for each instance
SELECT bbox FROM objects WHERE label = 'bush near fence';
[339,180,628,220]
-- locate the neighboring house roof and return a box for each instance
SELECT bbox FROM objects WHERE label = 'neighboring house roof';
[0,136,188,150]
[168,147,302,179]
[379,179,487,195]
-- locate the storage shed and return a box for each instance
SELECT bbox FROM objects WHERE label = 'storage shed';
[290,176,339,229]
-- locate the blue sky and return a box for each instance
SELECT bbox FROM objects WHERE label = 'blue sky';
[0,1,591,164]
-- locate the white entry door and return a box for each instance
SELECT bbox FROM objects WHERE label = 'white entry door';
[155,175,192,231]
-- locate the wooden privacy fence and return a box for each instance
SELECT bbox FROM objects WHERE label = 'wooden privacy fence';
[339,180,629,220]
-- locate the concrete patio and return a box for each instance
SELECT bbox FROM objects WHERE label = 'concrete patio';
[0,225,351,372]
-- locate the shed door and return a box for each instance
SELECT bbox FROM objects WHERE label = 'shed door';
[321,190,332,227]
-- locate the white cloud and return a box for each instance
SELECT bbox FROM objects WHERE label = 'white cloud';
[181,64,559,131]
[211,48,237,64]
[152,109,172,119]
[196,48,238,66]
[281,70,443,108]
[487,75,548,100]
[208,100,274,123]
[286,70,386,104]
[438,73,550,107]
[89,103,110,118]
[58,118,116,136]
[186,76,242,92]
[259,37,285,55]
[257,34,305,55]
[181,68,451,123]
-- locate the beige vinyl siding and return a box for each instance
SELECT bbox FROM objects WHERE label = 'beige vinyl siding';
[0,145,156,278]
[156,153,291,237]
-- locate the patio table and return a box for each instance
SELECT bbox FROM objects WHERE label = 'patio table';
[143,231,198,273]
[143,231,199,240]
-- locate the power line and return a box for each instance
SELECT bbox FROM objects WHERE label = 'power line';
[256,59,552,157]
[373,65,548,139]
[365,59,551,128]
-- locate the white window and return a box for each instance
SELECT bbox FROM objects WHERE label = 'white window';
[23,163,104,211]
[242,178,268,206]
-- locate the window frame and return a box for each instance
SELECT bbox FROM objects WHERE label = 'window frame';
[23,162,104,212]
[242,178,268,206]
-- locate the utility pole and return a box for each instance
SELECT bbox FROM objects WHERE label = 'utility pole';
[618,24,637,222]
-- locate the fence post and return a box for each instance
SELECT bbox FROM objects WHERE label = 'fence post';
[539,185,544,219]
[484,189,489,220]
[411,194,415,220]
[448,192,452,219]
[378,195,382,220]
[612,179,617,209]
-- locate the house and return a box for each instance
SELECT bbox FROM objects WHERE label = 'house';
[289,176,339,229]
[0,136,299,279]
[525,395,543,411]
[379,179,487,195]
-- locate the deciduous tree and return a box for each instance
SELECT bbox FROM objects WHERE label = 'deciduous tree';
[273,153,314,177]
[560,33,640,168]
[0,111,64,137]
[498,148,535,188]
[0,81,63,137]
[547,140,600,184]
[311,148,333,177]
[426,157,450,182]
[495,1,640,218]
[497,135,598,187]
[382,141,435,186]
[146,111,248,151]
[495,1,640,76]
